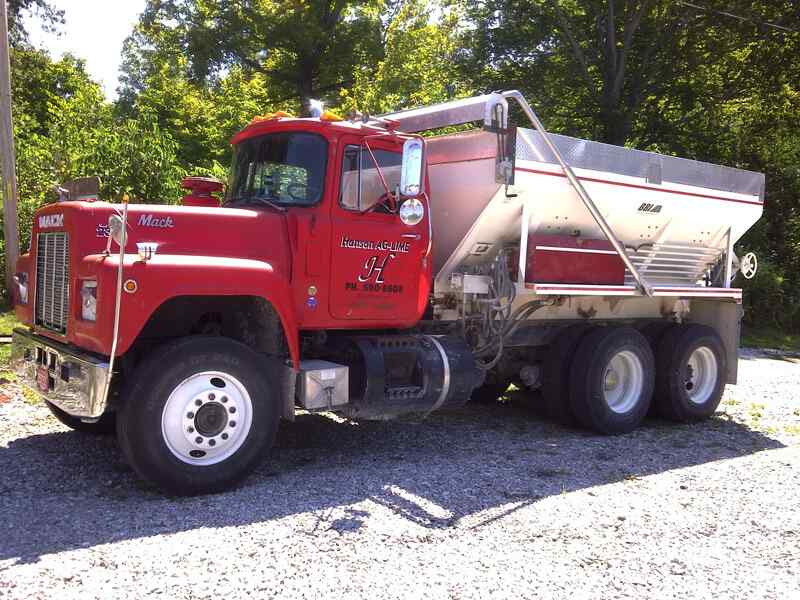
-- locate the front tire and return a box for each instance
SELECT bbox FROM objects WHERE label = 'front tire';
[117,336,280,495]
[46,401,116,434]
[569,327,655,435]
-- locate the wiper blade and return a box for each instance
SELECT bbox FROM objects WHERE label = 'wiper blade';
[225,196,286,212]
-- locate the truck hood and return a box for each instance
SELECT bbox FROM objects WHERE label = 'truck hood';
[32,201,292,277]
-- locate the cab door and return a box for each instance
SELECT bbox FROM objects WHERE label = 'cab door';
[329,136,431,323]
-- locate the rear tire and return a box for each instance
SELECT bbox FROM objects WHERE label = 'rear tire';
[46,401,116,434]
[541,324,594,424]
[117,336,280,495]
[640,322,675,416]
[640,321,673,350]
[654,324,726,422]
[569,327,654,435]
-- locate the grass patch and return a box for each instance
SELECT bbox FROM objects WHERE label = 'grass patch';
[784,424,800,436]
[747,402,765,421]
[19,386,39,405]
[742,326,800,353]
[0,344,10,371]
[0,307,19,371]
[0,307,19,336]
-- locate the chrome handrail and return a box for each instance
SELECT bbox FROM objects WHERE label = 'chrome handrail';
[99,195,129,410]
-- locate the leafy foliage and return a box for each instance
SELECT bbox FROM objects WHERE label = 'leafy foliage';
[0,47,184,302]
[5,0,64,47]
[340,0,469,114]
[120,0,386,110]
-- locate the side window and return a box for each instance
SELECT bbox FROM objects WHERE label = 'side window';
[340,145,402,211]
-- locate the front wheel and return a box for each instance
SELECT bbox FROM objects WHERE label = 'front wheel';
[117,336,280,495]
[46,401,116,434]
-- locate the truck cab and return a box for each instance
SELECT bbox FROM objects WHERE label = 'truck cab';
[9,109,461,494]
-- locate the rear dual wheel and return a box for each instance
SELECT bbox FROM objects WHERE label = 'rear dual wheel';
[541,324,594,424]
[541,326,654,434]
[569,327,655,434]
[654,324,726,422]
[541,323,726,434]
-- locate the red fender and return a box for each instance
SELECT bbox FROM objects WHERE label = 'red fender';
[71,254,300,367]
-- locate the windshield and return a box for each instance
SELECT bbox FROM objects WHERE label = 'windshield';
[228,132,327,206]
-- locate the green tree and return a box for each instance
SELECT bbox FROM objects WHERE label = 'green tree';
[3,47,185,282]
[462,1,799,146]
[5,0,63,47]
[340,0,469,115]
[121,0,386,111]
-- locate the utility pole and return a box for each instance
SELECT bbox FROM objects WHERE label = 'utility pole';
[0,0,19,301]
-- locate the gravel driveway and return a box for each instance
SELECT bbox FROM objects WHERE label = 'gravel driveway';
[1,351,799,599]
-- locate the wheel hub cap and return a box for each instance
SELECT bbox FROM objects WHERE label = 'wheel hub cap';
[194,402,228,437]
[602,350,644,414]
[161,371,253,466]
[604,369,620,391]
[685,346,718,405]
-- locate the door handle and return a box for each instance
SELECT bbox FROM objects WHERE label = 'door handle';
[401,233,421,240]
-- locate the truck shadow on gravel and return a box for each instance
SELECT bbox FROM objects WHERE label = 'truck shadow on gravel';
[0,401,785,564]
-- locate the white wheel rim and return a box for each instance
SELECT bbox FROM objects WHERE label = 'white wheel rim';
[161,371,253,466]
[685,346,718,405]
[602,350,645,414]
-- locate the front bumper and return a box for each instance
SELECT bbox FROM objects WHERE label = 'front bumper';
[10,328,110,418]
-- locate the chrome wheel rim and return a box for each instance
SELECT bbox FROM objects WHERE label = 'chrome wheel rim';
[161,371,253,466]
[602,350,645,414]
[685,346,718,405]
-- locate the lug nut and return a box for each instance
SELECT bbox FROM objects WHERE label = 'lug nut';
[208,393,215,401]
[195,399,202,407]
[229,421,236,428]
[186,411,194,419]
[229,406,236,414]
[187,426,194,433]
[221,396,228,403]
[209,439,216,447]
[195,436,203,444]
[221,433,229,440]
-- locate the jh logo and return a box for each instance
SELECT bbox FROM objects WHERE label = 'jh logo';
[358,254,395,284]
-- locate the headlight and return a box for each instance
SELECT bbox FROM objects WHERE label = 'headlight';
[80,280,97,321]
[13,272,28,304]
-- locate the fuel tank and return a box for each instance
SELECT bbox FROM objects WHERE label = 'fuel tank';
[328,334,484,420]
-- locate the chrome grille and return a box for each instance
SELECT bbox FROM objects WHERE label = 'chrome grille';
[35,232,70,334]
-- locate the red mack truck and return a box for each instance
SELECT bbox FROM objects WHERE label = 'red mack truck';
[10,91,763,495]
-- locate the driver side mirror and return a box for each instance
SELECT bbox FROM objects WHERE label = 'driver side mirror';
[400,138,424,197]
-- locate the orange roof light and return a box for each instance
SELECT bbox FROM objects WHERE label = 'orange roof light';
[320,110,344,122]
[249,111,294,126]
